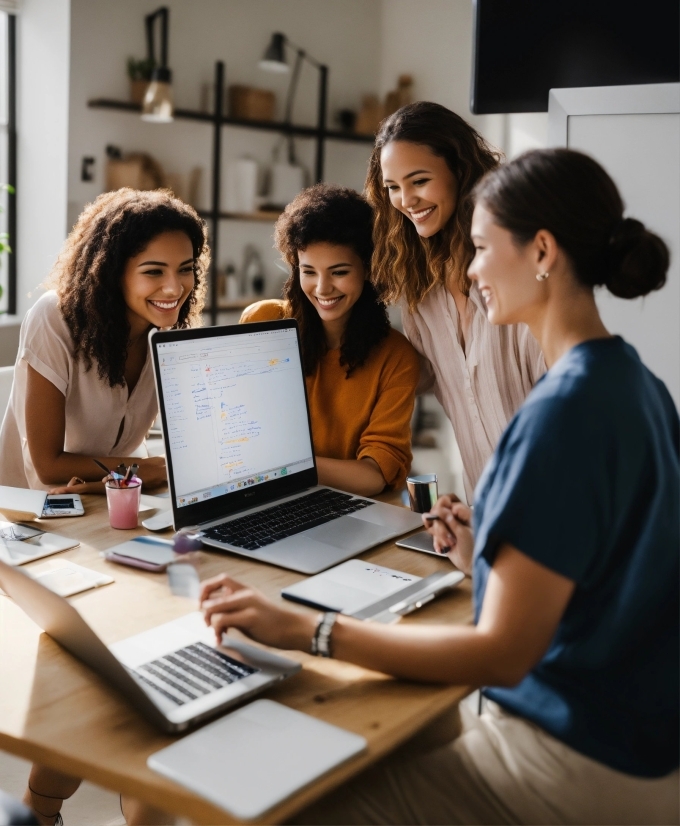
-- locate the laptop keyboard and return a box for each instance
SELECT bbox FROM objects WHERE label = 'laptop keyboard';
[133,641,259,706]
[202,489,372,551]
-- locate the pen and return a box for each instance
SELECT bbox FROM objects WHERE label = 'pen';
[423,512,471,528]
[93,459,112,476]
[93,459,125,487]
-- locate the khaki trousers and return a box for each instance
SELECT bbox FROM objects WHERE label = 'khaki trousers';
[294,701,679,825]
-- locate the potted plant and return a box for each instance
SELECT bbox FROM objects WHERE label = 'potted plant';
[127,57,156,105]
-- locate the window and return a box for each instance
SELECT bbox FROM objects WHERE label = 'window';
[0,9,16,314]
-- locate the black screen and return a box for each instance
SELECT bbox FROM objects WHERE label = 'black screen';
[471,0,680,114]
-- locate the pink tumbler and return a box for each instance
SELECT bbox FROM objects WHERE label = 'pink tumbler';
[105,479,142,529]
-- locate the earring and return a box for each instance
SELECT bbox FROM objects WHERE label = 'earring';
[536,271,550,281]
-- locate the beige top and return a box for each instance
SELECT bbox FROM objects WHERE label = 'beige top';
[402,283,545,502]
[0,291,157,489]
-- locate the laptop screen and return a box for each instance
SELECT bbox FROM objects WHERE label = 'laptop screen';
[155,325,315,510]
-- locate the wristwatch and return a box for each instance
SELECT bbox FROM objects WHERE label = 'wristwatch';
[311,612,338,658]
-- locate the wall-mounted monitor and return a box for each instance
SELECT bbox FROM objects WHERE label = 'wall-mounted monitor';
[471,0,680,114]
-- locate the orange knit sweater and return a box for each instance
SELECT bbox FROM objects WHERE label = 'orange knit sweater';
[240,300,419,488]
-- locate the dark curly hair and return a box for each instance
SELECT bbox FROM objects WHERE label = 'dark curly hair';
[365,101,502,308]
[49,188,209,387]
[274,183,390,377]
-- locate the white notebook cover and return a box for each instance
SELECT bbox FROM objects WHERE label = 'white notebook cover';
[282,558,422,614]
[26,559,114,597]
[147,699,367,820]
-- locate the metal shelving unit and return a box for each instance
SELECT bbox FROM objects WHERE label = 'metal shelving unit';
[88,60,374,325]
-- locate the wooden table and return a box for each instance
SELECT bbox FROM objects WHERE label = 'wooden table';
[0,494,473,824]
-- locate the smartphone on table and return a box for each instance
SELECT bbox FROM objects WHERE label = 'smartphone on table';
[42,495,85,518]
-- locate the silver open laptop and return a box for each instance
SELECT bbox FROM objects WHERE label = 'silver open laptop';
[149,320,421,574]
[0,557,300,733]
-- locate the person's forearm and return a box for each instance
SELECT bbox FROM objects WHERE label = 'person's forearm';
[31,451,140,486]
[283,611,517,687]
[316,456,386,497]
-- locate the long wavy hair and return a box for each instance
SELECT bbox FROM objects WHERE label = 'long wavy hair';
[50,188,209,387]
[365,101,502,309]
[274,184,391,377]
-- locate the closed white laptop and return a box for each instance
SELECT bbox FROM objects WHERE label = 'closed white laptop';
[0,486,49,521]
[149,320,422,575]
[147,698,367,820]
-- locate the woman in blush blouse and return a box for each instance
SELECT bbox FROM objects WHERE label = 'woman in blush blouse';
[0,188,208,495]
[365,101,545,501]
[0,188,209,826]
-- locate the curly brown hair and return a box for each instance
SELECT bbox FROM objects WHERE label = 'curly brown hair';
[365,101,502,309]
[274,183,390,377]
[49,188,209,387]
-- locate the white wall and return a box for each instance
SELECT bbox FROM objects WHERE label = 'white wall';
[16,0,71,317]
[568,111,680,405]
[378,0,504,150]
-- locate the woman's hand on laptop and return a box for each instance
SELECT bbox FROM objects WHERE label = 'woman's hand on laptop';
[423,495,474,575]
[200,574,317,652]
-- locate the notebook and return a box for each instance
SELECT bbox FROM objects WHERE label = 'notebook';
[282,558,465,622]
[26,559,114,597]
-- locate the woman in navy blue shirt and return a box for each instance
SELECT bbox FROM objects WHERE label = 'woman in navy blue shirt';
[199,149,679,825]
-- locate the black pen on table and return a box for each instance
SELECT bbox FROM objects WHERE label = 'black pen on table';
[93,458,119,487]
[423,511,471,528]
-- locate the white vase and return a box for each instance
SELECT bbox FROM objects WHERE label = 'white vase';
[224,158,259,214]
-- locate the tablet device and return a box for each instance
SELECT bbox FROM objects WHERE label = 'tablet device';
[103,537,175,572]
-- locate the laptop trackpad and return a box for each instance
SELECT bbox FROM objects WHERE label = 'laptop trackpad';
[305,516,387,549]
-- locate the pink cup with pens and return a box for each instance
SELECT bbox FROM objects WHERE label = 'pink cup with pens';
[106,479,142,529]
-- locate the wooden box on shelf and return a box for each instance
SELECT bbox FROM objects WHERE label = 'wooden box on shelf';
[229,85,276,121]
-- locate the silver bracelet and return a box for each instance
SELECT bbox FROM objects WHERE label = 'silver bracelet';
[311,612,337,658]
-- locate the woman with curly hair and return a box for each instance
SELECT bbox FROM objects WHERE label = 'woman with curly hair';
[365,102,545,501]
[0,188,208,494]
[241,183,419,497]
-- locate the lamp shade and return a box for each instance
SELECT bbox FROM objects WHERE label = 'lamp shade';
[141,66,174,123]
[259,32,289,73]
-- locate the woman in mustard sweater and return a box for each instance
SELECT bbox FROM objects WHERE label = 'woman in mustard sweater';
[241,184,419,497]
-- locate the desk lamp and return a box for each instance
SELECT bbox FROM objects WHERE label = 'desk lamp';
[259,31,328,181]
[142,6,174,123]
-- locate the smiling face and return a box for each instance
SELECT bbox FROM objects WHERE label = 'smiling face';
[298,242,366,344]
[468,203,549,326]
[121,231,196,334]
[380,140,458,238]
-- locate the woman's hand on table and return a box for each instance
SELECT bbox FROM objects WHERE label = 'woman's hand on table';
[200,574,316,652]
[423,495,475,575]
[49,476,106,495]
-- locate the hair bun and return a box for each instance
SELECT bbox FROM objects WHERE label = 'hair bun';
[606,217,669,299]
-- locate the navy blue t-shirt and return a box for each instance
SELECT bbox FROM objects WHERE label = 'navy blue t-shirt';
[473,336,679,778]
